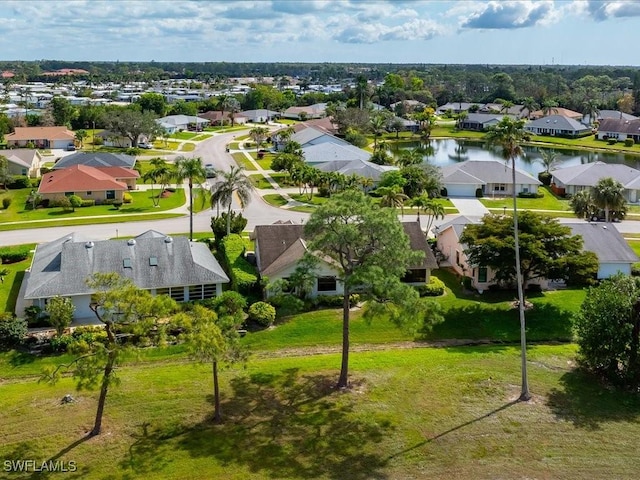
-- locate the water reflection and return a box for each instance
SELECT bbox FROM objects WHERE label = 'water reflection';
[390,139,640,175]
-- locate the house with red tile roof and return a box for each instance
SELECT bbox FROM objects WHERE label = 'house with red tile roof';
[37,165,133,203]
[5,126,75,149]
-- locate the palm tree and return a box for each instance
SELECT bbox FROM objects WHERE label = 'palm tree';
[410,194,445,234]
[536,149,559,174]
[370,115,387,149]
[355,75,369,110]
[582,98,600,125]
[174,156,207,240]
[210,165,253,235]
[485,116,531,402]
[143,157,174,207]
[520,97,539,119]
[592,177,625,223]
[375,185,409,216]
[249,126,269,156]
[397,148,424,167]
[541,99,559,117]
[223,97,241,126]
[499,99,515,114]
[0,268,8,284]
[569,190,597,220]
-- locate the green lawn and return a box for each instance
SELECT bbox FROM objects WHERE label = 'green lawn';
[248,174,274,190]
[232,153,257,171]
[289,193,329,206]
[170,132,198,140]
[262,194,288,207]
[0,245,35,313]
[2,344,639,479]
[180,143,196,152]
[191,134,214,141]
[479,187,571,211]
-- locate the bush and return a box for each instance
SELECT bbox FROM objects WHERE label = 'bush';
[7,176,30,189]
[248,301,276,326]
[416,276,446,296]
[625,138,635,147]
[0,315,28,348]
[517,191,544,198]
[2,197,11,209]
[475,188,483,198]
[211,212,248,245]
[440,187,448,197]
[68,195,82,211]
[270,294,305,317]
[123,192,133,204]
[607,138,617,145]
[50,196,72,210]
[81,199,95,207]
[538,171,552,186]
[0,245,30,264]
[313,294,360,308]
[221,234,258,294]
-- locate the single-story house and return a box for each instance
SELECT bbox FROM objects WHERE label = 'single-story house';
[22,230,229,319]
[436,102,479,115]
[241,109,280,123]
[252,221,437,297]
[292,117,338,135]
[550,161,640,202]
[282,103,327,120]
[596,118,640,143]
[199,110,248,126]
[583,110,638,125]
[5,126,75,149]
[54,152,136,169]
[94,130,150,148]
[302,142,371,165]
[2,149,44,177]
[479,103,526,116]
[458,113,508,131]
[290,126,352,150]
[314,159,397,183]
[156,115,209,133]
[390,100,425,114]
[441,160,542,197]
[524,115,592,138]
[567,223,638,278]
[38,164,135,202]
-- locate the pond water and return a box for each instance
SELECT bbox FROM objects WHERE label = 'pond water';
[390,139,640,176]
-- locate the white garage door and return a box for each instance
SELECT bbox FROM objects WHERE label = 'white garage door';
[445,184,478,197]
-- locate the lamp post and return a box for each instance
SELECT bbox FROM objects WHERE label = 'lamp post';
[92,121,96,151]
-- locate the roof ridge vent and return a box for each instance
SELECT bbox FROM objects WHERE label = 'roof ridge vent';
[164,236,173,243]
[127,239,136,246]
[85,241,94,248]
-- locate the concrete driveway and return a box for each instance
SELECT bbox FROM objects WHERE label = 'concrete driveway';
[449,198,490,217]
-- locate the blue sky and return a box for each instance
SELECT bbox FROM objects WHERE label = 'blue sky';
[1,1,639,65]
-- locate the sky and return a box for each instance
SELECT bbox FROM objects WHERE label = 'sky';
[1,0,639,66]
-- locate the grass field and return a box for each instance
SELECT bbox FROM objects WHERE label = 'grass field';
[2,343,639,479]
[248,174,274,190]
[479,187,571,211]
[0,245,35,313]
[262,194,288,207]
[232,153,257,171]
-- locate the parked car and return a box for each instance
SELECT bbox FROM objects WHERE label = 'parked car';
[66,144,76,151]
[205,163,216,178]
[138,142,153,149]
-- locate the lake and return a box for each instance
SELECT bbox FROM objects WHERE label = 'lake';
[391,139,640,175]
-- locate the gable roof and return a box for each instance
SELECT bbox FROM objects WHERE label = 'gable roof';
[2,149,40,169]
[24,231,229,299]
[253,221,436,276]
[292,117,338,135]
[314,158,397,181]
[442,160,541,186]
[6,126,75,141]
[38,165,129,194]
[568,223,638,263]
[54,152,136,169]
[530,107,582,120]
[433,215,480,238]
[157,115,209,126]
[302,142,371,164]
[292,127,351,148]
[550,161,640,188]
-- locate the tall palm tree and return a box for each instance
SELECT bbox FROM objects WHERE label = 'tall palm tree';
[520,97,539,119]
[541,99,559,117]
[355,75,369,110]
[569,190,597,220]
[536,149,559,174]
[249,126,269,156]
[143,157,174,207]
[210,166,253,235]
[582,98,600,126]
[223,97,241,126]
[397,148,424,167]
[370,115,387,149]
[485,117,531,402]
[592,177,625,223]
[174,156,207,240]
[410,193,445,234]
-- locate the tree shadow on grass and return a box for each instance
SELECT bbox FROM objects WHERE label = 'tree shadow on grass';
[7,349,36,367]
[546,368,640,430]
[122,368,392,480]
[25,435,93,480]
[426,302,573,343]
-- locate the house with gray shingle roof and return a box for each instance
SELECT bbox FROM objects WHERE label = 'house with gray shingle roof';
[524,114,591,138]
[251,221,437,297]
[54,152,136,169]
[459,113,510,131]
[441,160,541,197]
[23,230,229,319]
[550,161,640,202]
[596,118,640,143]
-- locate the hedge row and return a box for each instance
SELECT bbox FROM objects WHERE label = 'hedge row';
[221,234,258,294]
[0,246,30,264]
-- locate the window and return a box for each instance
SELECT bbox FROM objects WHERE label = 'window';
[123,258,132,268]
[403,269,426,283]
[106,190,115,200]
[456,251,461,266]
[64,192,74,197]
[170,287,185,302]
[189,285,203,301]
[149,257,158,266]
[156,287,170,297]
[495,184,506,192]
[86,191,92,195]
[203,284,216,299]
[478,266,488,283]
[317,276,337,292]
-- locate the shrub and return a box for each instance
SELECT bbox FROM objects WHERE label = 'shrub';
[248,301,276,326]
[81,199,95,207]
[607,138,617,145]
[7,176,30,189]
[538,171,552,186]
[440,187,448,197]
[92,136,104,146]
[475,188,483,198]
[31,178,41,188]
[68,195,82,211]
[2,197,11,209]
[417,276,446,296]
[211,212,248,245]
[221,234,258,294]
[123,192,133,204]
[0,245,30,264]
[50,196,72,211]
[518,191,544,198]
[270,294,305,317]
[0,315,28,348]
[112,201,123,209]
[462,276,473,290]
[625,138,635,147]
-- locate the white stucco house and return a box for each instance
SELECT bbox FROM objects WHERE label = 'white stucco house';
[441,160,541,197]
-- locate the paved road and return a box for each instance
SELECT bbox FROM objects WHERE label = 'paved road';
[0,130,308,246]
